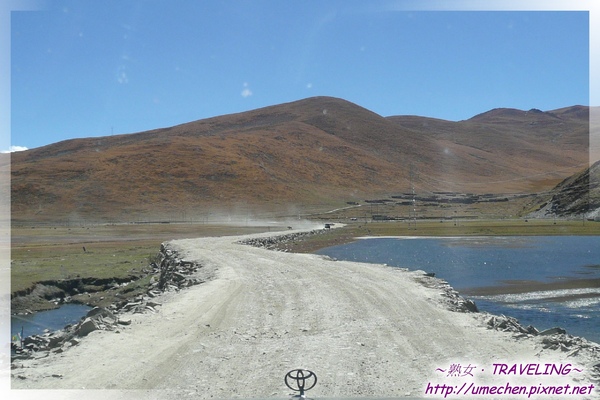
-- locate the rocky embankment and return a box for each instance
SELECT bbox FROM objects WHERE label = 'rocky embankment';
[11,243,207,359]
[238,227,333,251]
[393,272,599,363]
[405,272,599,359]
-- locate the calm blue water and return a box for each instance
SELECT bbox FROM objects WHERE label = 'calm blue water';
[11,303,92,340]
[316,236,600,344]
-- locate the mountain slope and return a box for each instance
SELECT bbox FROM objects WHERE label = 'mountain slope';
[10,97,591,223]
[386,106,589,193]
[527,160,600,219]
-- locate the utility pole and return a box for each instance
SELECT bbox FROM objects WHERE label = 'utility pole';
[409,163,417,230]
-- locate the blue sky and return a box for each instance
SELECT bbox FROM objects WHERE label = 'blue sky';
[6,1,595,151]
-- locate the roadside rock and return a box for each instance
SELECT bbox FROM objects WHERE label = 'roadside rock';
[539,327,567,336]
[77,318,99,337]
[412,272,479,313]
[487,314,535,335]
[485,313,600,359]
[152,243,204,292]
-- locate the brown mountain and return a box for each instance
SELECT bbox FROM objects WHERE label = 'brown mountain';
[9,96,591,223]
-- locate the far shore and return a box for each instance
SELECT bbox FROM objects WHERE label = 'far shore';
[462,277,600,296]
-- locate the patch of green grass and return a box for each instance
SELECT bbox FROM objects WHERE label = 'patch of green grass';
[11,240,160,293]
[11,223,288,295]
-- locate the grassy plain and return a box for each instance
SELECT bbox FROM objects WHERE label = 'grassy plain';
[11,223,286,295]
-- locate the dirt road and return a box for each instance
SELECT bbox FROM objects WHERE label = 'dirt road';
[8,231,599,399]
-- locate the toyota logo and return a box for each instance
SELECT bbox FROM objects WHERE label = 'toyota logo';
[284,369,318,397]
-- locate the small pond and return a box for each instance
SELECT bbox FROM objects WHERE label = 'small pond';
[11,303,92,340]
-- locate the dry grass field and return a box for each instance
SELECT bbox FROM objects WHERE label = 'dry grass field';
[10,223,291,310]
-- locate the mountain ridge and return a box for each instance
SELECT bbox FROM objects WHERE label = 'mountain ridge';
[9,96,592,223]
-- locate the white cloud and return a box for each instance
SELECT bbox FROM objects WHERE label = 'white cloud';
[117,70,128,84]
[241,82,252,98]
[1,146,28,153]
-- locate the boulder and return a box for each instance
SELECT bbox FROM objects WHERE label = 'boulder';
[539,327,567,336]
[172,272,186,282]
[47,332,67,349]
[122,302,142,311]
[86,307,116,320]
[461,299,478,313]
[76,318,99,337]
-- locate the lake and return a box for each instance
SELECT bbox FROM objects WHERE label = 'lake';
[315,236,600,344]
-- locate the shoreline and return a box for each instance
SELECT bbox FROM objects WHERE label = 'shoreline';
[286,231,600,304]
[8,228,600,398]
[307,233,600,344]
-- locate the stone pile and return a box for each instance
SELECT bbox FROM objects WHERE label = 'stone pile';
[239,229,329,251]
[149,243,204,292]
[539,334,599,355]
[486,314,600,356]
[112,294,163,315]
[13,307,131,357]
[486,314,540,335]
